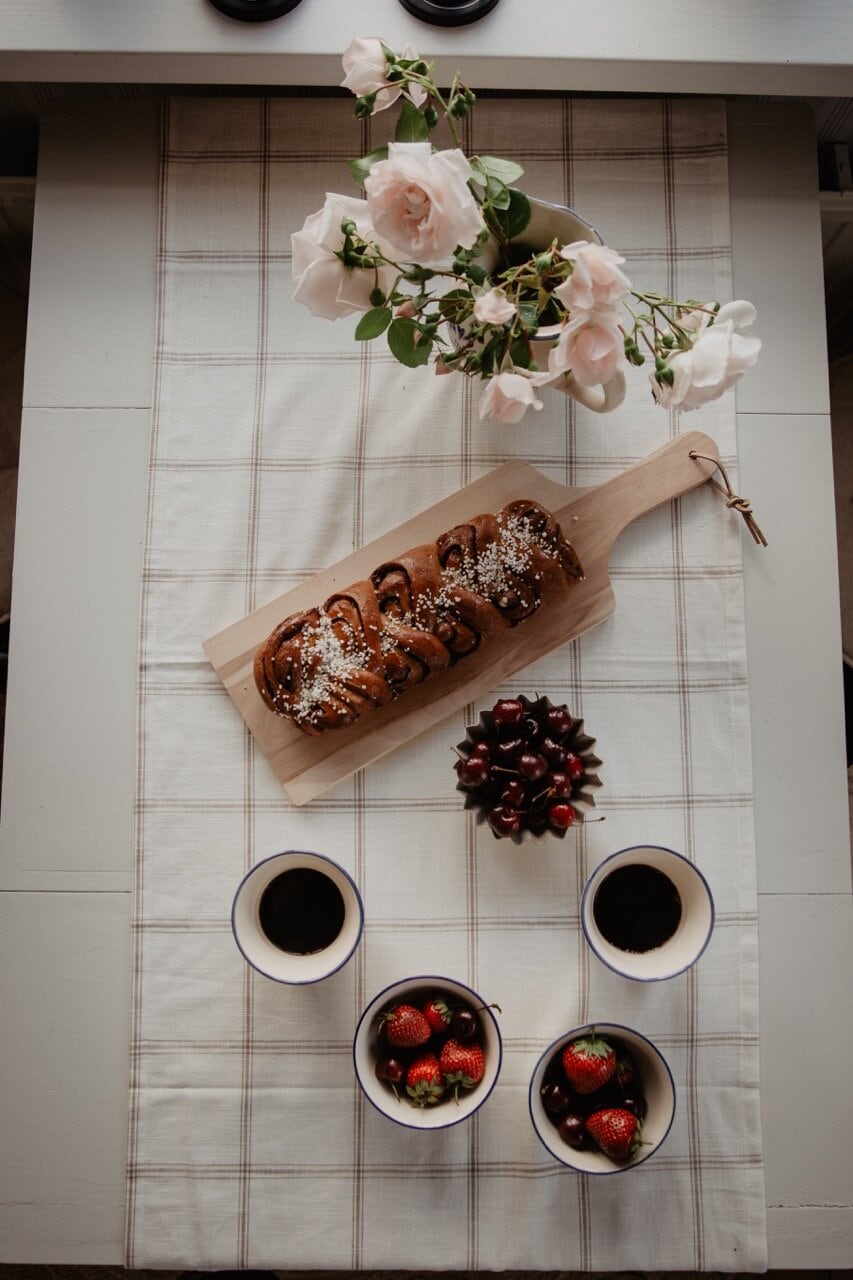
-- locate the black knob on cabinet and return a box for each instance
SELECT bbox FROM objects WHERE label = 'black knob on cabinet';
[205,0,305,21]
[398,0,502,26]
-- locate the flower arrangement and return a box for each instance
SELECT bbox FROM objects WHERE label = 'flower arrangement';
[292,37,761,424]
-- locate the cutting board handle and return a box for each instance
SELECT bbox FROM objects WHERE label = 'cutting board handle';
[564,430,721,558]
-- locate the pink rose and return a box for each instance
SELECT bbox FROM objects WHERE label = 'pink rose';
[554,241,631,313]
[340,37,426,114]
[291,193,394,321]
[547,312,624,388]
[651,308,761,410]
[478,370,544,424]
[473,287,517,327]
[364,142,485,264]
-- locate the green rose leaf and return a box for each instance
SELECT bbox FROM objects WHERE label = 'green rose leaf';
[438,288,473,325]
[485,175,511,210]
[478,335,503,374]
[510,334,533,367]
[476,155,525,186]
[395,99,430,143]
[518,301,541,332]
[490,188,532,243]
[387,317,433,367]
[348,146,389,190]
[354,306,393,341]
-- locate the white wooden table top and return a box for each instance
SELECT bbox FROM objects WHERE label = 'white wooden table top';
[0,97,851,1266]
[0,0,852,95]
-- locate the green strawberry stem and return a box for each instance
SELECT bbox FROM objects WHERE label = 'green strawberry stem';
[406,1082,443,1107]
[443,1070,478,1104]
[577,1030,612,1058]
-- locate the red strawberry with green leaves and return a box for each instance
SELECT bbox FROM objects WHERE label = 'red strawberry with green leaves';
[406,1053,445,1107]
[439,1038,485,1100]
[422,996,453,1035]
[379,1003,431,1049]
[561,1029,617,1094]
[585,1107,643,1160]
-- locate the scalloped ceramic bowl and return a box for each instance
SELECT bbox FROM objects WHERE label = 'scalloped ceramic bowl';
[529,1022,675,1173]
[455,694,602,844]
[353,974,503,1130]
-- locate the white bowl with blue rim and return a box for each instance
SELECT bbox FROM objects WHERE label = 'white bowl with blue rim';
[529,1022,675,1174]
[231,849,363,984]
[581,844,715,981]
[353,974,502,1129]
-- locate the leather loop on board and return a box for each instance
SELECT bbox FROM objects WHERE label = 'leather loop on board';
[690,451,768,546]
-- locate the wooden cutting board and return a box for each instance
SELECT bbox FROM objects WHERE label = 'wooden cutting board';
[204,429,720,805]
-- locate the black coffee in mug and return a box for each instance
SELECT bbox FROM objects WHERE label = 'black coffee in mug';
[592,863,682,953]
[258,867,346,955]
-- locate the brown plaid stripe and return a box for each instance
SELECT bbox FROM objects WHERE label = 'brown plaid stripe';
[126,94,766,1272]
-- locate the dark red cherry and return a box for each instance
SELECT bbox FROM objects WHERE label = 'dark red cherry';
[547,801,576,830]
[487,804,522,837]
[494,735,524,762]
[518,752,548,782]
[558,1113,589,1150]
[620,1094,647,1120]
[565,752,584,781]
[522,716,541,742]
[541,737,568,768]
[615,1056,635,1090]
[545,706,574,736]
[548,770,573,798]
[469,740,491,760]
[450,1008,480,1040]
[541,1082,573,1117]
[501,778,527,807]
[375,1057,405,1084]
[457,756,490,788]
[526,808,548,834]
[492,698,525,728]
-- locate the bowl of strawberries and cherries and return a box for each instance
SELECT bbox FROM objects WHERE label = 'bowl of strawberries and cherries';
[353,975,502,1129]
[528,1022,675,1172]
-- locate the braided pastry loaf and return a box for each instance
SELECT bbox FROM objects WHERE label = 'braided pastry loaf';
[254,499,583,735]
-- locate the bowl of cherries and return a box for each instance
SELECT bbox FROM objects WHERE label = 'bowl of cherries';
[529,1023,675,1173]
[454,695,602,842]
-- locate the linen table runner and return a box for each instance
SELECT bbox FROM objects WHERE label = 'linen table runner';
[126,96,767,1271]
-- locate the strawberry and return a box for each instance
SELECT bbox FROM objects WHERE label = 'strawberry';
[439,1038,485,1100]
[585,1107,643,1160]
[406,1053,445,1107]
[379,1003,431,1049]
[561,1029,617,1094]
[422,996,453,1035]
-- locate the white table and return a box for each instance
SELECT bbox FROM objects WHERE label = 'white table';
[0,98,851,1267]
[0,0,851,95]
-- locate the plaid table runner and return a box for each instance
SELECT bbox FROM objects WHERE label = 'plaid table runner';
[126,95,767,1271]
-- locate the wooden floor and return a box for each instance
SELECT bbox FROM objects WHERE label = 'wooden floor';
[0,1269,851,1280]
[2,1267,853,1280]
